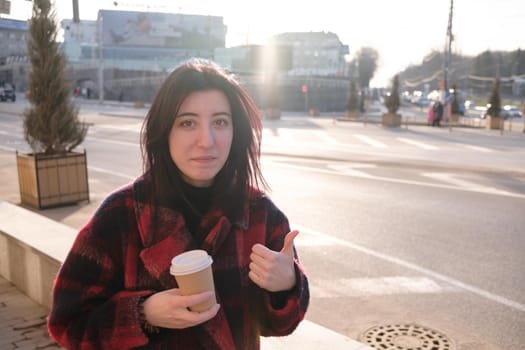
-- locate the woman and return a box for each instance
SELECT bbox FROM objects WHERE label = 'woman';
[47,59,309,349]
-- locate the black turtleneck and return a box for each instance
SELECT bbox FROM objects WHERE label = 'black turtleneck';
[178,182,213,246]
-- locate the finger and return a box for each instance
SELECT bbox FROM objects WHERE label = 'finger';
[250,250,273,269]
[251,243,272,257]
[280,230,299,257]
[182,291,214,308]
[184,303,221,327]
[248,269,264,288]
[249,260,267,279]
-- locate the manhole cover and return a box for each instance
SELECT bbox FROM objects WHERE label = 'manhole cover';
[361,323,454,350]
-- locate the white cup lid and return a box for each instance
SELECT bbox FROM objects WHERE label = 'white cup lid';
[170,250,213,275]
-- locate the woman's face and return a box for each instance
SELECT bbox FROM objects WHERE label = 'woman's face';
[169,89,233,187]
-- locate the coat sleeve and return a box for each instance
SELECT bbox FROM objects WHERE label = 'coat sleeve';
[47,191,154,350]
[258,199,310,337]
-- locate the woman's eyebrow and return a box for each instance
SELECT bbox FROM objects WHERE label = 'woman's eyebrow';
[176,111,232,118]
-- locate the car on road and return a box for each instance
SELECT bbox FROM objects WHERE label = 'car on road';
[481,105,523,119]
[0,83,16,102]
[500,105,523,119]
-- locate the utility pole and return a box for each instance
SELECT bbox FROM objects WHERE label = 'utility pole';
[97,11,104,104]
[444,0,454,130]
[72,0,79,22]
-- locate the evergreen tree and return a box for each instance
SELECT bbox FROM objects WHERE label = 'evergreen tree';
[451,83,461,114]
[512,49,525,75]
[487,79,501,118]
[346,78,359,112]
[24,0,86,155]
[385,75,400,114]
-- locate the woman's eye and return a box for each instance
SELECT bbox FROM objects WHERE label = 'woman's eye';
[179,119,195,128]
[214,118,230,127]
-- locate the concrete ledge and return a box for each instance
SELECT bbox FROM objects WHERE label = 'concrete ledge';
[0,200,76,308]
[0,200,372,349]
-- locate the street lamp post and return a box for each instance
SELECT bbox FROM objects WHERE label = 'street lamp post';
[97,11,104,104]
[443,0,454,131]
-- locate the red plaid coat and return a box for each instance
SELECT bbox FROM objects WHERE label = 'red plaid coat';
[48,176,309,349]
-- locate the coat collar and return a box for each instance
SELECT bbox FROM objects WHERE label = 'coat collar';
[131,176,253,281]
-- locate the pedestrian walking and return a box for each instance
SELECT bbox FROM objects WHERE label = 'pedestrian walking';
[427,105,435,125]
[47,59,310,349]
[432,101,444,127]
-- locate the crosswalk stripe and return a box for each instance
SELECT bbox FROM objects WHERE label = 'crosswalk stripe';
[353,134,388,148]
[312,130,338,145]
[397,137,439,150]
[261,128,500,154]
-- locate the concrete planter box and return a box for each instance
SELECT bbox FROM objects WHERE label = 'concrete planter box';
[309,108,320,116]
[382,113,402,127]
[265,108,281,120]
[16,151,89,209]
[345,111,359,120]
[486,116,503,130]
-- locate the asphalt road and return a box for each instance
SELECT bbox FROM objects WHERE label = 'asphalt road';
[1,101,524,350]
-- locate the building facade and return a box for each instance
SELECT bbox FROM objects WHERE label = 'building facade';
[268,31,349,77]
[0,18,28,88]
[2,13,352,111]
[60,10,228,101]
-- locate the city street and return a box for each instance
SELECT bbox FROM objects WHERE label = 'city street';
[1,100,524,349]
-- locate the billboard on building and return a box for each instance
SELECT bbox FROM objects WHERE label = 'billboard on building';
[100,10,226,50]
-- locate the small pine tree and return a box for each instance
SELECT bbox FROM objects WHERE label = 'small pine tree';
[385,74,400,114]
[346,78,359,112]
[487,78,501,118]
[451,83,461,114]
[24,0,86,155]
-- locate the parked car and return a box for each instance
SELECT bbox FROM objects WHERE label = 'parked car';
[481,105,523,119]
[500,105,523,119]
[0,83,16,102]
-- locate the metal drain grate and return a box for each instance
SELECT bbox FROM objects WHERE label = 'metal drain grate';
[361,323,453,350]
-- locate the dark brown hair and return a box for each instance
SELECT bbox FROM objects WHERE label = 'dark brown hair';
[140,58,266,215]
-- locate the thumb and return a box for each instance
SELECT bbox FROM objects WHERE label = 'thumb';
[280,230,299,257]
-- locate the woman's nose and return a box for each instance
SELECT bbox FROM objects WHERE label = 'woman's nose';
[196,124,215,147]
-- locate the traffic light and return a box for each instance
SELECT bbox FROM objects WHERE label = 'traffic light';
[301,85,308,93]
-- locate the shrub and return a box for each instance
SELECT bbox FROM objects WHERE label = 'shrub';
[24,0,87,155]
[346,78,359,112]
[486,78,501,118]
[385,74,400,114]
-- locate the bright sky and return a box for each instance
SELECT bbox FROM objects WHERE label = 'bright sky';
[5,0,525,86]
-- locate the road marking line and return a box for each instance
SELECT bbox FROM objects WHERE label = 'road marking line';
[88,137,137,147]
[326,164,373,177]
[310,276,447,298]
[397,137,439,150]
[422,172,499,193]
[461,144,494,153]
[0,145,16,152]
[88,166,135,180]
[354,134,388,148]
[95,123,142,132]
[294,224,525,313]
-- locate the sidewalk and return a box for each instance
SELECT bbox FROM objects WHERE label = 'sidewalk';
[0,100,373,349]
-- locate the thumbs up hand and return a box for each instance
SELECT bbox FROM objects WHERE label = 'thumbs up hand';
[248,230,299,292]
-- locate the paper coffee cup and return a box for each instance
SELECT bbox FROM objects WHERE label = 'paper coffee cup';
[170,250,216,312]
